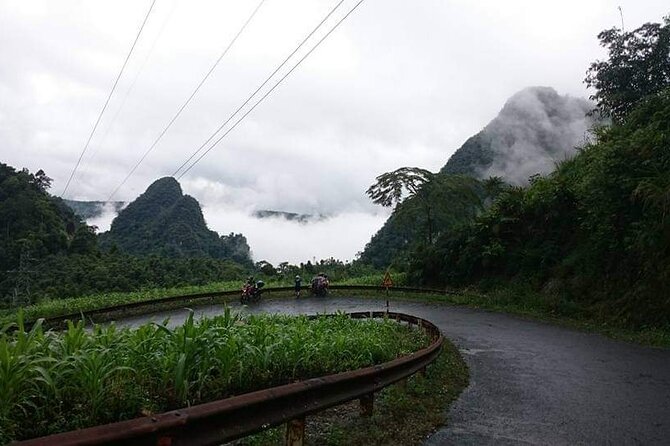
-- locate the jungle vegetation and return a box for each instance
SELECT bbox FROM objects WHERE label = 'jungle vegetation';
[367,17,670,329]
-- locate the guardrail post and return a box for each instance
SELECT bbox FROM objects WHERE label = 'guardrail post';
[285,417,305,446]
[360,392,374,417]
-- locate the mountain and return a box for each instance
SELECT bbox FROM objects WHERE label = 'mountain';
[63,200,125,220]
[441,86,595,184]
[360,87,596,267]
[100,177,251,264]
[253,210,328,223]
[0,164,99,299]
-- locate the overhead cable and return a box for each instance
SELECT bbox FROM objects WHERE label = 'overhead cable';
[171,0,348,178]
[177,0,366,179]
[92,0,179,160]
[107,0,267,201]
[61,0,157,198]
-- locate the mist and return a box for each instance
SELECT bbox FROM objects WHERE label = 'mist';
[87,202,126,232]
[93,204,389,265]
[203,206,389,265]
[478,87,595,184]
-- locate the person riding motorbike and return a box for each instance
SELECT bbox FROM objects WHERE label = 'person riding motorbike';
[311,273,329,296]
[241,278,264,304]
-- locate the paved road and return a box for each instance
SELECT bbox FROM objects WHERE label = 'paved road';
[115,297,670,445]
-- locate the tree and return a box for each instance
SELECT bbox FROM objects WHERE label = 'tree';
[367,167,482,245]
[255,260,276,276]
[366,167,434,208]
[367,167,437,242]
[585,16,670,122]
[33,169,52,192]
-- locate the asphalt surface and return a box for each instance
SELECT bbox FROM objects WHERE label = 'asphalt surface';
[115,296,670,445]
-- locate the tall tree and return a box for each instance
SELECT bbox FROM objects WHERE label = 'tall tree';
[585,16,670,122]
[367,167,482,245]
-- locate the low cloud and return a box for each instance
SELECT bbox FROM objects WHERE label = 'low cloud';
[89,203,389,265]
[88,202,127,232]
[479,87,595,184]
[202,205,389,265]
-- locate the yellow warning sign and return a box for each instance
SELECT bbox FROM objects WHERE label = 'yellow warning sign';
[382,271,393,288]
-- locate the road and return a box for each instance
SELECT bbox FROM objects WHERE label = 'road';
[115,296,670,445]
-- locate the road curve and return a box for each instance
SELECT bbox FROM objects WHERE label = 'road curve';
[115,296,670,445]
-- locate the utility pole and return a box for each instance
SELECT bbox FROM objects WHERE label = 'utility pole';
[9,246,35,307]
[618,6,625,32]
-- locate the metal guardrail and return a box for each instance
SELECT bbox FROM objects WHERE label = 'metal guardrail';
[33,285,458,329]
[14,311,443,446]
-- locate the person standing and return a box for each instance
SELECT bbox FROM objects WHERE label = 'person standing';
[294,275,302,298]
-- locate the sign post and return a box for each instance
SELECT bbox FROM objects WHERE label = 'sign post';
[381,270,393,312]
[382,270,393,289]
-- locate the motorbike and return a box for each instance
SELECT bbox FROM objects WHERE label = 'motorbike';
[310,275,329,297]
[240,280,264,304]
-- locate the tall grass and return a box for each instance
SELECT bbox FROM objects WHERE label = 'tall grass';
[0,309,429,442]
[0,281,243,326]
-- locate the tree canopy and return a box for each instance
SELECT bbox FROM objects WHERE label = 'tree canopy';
[585,16,670,122]
[362,171,485,266]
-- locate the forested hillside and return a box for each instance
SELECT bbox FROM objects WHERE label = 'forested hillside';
[360,86,592,267]
[359,172,487,268]
[0,169,252,303]
[411,90,670,326]
[0,165,92,299]
[100,177,251,264]
[400,17,670,328]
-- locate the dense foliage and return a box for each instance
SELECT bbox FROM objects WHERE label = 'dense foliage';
[585,17,670,122]
[0,167,255,305]
[358,17,670,330]
[410,90,670,327]
[22,254,247,300]
[360,174,485,267]
[0,311,429,442]
[100,177,251,264]
[362,87,596,269]
[0,165,92,301]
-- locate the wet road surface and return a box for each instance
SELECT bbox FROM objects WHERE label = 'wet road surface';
[114,296,670,445]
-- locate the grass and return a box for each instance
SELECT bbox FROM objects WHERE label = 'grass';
[0,309,431,443]
[0,281,241,327]
[235,339,469,445]
[0,274,399,327]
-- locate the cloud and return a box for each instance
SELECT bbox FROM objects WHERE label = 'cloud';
[88,202,127,233]
[202,205,389,264]
[479,87,596,184]
[2,0,669,261]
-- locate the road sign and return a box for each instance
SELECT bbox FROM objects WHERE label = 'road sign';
[382,271,393,288]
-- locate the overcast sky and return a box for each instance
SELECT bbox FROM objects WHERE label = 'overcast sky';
[1,0,668,264]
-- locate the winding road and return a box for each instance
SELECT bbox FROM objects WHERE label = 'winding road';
[116,296,670,445]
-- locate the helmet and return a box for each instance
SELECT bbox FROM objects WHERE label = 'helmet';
[295,275,301,280]
[256,280,265,288]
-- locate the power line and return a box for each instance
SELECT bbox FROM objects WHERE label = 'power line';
[61,0,157,198]
[91,0,179,161]
[107,0,267,201]
[177,0,366,179]
[172,0,347,178]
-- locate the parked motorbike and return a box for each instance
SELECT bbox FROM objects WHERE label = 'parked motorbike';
[240,280,265,304]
